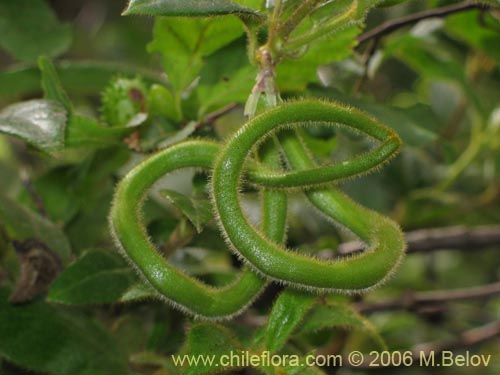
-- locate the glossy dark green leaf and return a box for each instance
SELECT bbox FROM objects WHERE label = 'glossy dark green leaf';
[38,56,72,112]
[298,303,387,349]
[184,323,241,375]
[0,288,128,375]
[0,194,71,264]
[65,115,139,148]
[160,190,212,233]
[123,0,262,17]
[47,250,137,304]
[0,99,67,153]
[0,0,72,62]
[263,289,316,352]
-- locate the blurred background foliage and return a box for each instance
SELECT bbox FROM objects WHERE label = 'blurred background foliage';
[0,0,499,374]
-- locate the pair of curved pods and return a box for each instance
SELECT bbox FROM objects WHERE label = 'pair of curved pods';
[110,100,406,319]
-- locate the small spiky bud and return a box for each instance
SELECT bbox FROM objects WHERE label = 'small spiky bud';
[101,76,148,127]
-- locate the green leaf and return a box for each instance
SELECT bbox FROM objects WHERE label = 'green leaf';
[298,303,387,350]
[18,167,81,224]
[300,128,338,159]
[120,282,159,302]
[446,11,500,62]
[197,40,255,116]
[0,288,128,375]
[0,0,72,62]
[386,34,463,81]
[38,56,72,112]
[47,250,137,305]
[384,33,485,117]
[123,0,262,17]
[308,87,438,147]
[356,102,438,147]
[170,247,235,280]
[157,120,198,149]
[147,17,244,96]
[0,99,67,153]
[184,323,241,375]
[0,61,168,100]
[262,289,316,352]
[65,115,139,148]
[149,84,182,121]
[160,190,213,233]
[65,190,115,253]
[232,0,263,11]
[277,25,360,92]
[277,0,384,92]
[0,194,71,264]
[199,65,254,114]
[376,0,409,6]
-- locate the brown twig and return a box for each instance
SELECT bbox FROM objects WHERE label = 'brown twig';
[415,321,500,353]
[357,1,493,46]
[353,1,495,92]
[336,225,500,256]
[159,220,195,257]
[345,321,500,369]
[356,282,500,313]
[195,103,239,130]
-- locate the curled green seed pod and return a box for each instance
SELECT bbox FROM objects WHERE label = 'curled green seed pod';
[109,140,286,319]
[110,99,405,318]
[212,100,406,292]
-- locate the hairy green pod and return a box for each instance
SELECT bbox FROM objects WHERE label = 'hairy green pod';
[246,103,401,189]
[212,100,406,292]
[109,140,286,319]
[110,99,405,318]
[101,76,147,126]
